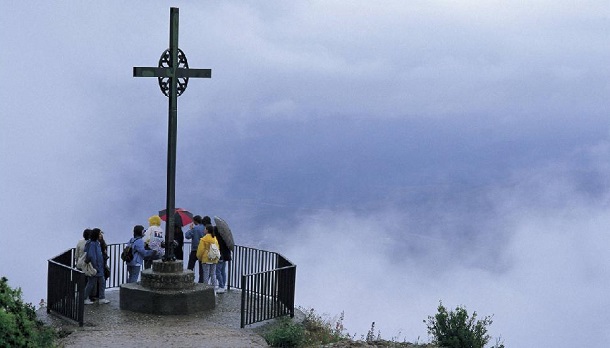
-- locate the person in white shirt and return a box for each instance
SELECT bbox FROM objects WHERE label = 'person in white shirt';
[143,215,165,269]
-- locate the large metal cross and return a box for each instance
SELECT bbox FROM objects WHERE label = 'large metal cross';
[133,7,211,261]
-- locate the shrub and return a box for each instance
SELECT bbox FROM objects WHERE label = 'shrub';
[263,316,305,347]
[424,301,504,348]
[0,277,56,348]
[262,308,353,347]
[301,307,350,345]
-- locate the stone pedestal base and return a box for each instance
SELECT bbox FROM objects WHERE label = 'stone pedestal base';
[120,260,215,314]
[119,282,215,314]
[140,261,195,290]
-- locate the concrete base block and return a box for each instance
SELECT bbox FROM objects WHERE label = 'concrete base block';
[140,268,195,290]
[119,282,216,314]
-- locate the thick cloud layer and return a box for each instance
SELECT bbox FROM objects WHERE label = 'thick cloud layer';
[273,150,610,346]
[2,2,610,347]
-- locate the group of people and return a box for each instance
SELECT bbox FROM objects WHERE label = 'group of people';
[122,214,166,283]
[75,213,233,304]
[74,228,110,305]
[124,214,231,292]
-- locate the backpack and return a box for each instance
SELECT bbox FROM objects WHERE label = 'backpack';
[121,241,135,263]
[78,242,97,276]
[76,253,87,270]
[77,241,91,270]
[208,243,220,261]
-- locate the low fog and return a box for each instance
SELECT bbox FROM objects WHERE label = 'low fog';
[277,156,610,346]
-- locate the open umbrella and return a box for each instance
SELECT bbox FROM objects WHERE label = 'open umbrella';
[159,208,193,226]
[214,216,235,251]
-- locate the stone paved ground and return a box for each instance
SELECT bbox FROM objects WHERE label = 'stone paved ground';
[39,288,270,347]
[39,289,436,348]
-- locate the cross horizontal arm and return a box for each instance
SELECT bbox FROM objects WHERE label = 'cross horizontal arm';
[177,69,212,78]
[133,67,212,78]
[133,67,171,78]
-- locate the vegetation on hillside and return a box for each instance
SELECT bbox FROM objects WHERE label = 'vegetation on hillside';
[261,302,504,348]
[261,307,349,347]
[0,277,57,348]
[260,306,432,347]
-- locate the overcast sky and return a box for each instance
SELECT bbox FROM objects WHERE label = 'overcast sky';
[2,2,610,347]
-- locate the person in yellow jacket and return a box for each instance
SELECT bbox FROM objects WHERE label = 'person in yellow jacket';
[196,224,220,289]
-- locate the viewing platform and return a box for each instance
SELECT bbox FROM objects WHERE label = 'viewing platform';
[39,289,272,347]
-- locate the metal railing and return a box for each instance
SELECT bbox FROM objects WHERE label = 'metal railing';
[47,249,86,326]
[105,243,128,288]
[230,246,297,328]
[47,242,296,328]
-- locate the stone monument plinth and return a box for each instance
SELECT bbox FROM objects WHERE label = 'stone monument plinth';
[120,260,215,315]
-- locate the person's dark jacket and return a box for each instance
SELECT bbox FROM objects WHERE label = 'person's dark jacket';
[85,240,104,277]
[174,228,184,260]
[216,231,232,262]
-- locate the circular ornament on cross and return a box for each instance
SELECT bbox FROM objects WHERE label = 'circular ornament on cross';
[157,48,190,97]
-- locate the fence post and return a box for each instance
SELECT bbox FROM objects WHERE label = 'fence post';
[240,274,247,328]
[46,262,51,314]
[227,260,232,291]
[77,271,85,326]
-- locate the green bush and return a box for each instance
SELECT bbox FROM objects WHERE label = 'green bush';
[262,308,352,347]
[263,316,305,347]
[0,277,56,348]
[424,301,504,348]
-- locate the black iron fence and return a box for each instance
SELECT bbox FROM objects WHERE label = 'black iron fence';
[230,246,297,328]
[105,243,127,288]
[47,249,86,326]
[47,242,296,328]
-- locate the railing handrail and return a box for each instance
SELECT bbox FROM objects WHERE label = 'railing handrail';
[48,259,74,268]
[241,264,296,277]
[274,253,296,266]
[47,242,296,328]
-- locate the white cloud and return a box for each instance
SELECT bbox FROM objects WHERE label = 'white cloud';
[264,154,610,347]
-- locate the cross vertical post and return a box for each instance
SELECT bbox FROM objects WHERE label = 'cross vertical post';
[133,7,212,261]
[165,8,179,261]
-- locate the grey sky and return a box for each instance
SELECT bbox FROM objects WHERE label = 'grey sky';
[2,2,610,346]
